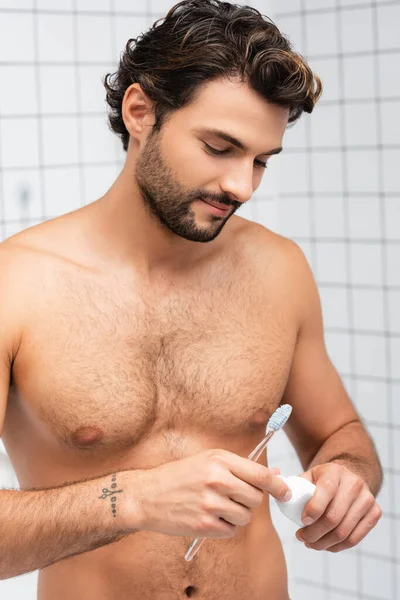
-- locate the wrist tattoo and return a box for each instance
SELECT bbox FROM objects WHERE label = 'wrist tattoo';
[99,473,123,518]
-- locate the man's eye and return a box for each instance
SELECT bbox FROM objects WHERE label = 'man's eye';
[203,143,268,169]
[204,143,226,155]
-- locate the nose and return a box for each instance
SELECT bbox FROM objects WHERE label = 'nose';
[220,162,255,205]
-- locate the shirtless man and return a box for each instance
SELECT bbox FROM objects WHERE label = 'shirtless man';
[0,1,382,598]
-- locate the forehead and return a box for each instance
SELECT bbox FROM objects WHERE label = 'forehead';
[177,77,289,139]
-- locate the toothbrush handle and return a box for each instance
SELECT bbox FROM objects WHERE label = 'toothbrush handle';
[184,429,276,561]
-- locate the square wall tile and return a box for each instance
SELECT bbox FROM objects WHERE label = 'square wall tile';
[384,197,400,241]
[327,550,358,593]
[316,241,347,283]
[271,0,302,13]
[114,0,149,11]
[41,116,79,166]
[377,4,400,51]
[291,541,327,584]
[37,0,72,8]
[297,240,314,271]
[255,197,278,231]
[314,196,345,238]
[344,55,375,100]
[2,169,43,221]
[382,148,400,194]
[388,290,400,334]
[319,285,349,329]
[350,243,383,286]
[325,331,352,374]
[0,66,37,115]
[276,15,304,55]
[276,152,309,194]
[306,11,338,56]
[77,14,113,62]
[390,338,400,382]
[348,198,381,240]
[359,514,392,558]
[310,104,341,148]
[77,0,111,9]
[78,64,109,113]
[393,427,400,470]
[379,52,400,97]
[82,164,118,204]
[392,383,400,426]
[43,167,81,216]
[114,15,148,60]
[0,0,32,6]
[352,288,385,332]
[284,118,307,149]
[312,151,343,194]
[0,13,34,63]
[367,423,391,469]
[37,14,75,63]
[380,101,400,146]
[354,379,388,424]
[0,118,39,169]
[39,65,77,114]
[354,333,387,379]
[291,581,328,600]
[81,115,118,163]
[385,244,400,286]
[305,0,336,8]
[277,196,311,238]
[375,473,392,514]
[309,57,340,104]
[361,555,393,599]
[344,102,378,147]
[340,7,373,54]
[346,150,380,194]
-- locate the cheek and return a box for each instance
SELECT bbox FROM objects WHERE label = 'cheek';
[172,145,219,184]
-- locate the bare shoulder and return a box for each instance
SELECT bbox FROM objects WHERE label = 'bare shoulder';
[233,216,311,277]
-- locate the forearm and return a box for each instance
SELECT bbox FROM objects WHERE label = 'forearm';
[307,420,383,496]
[0,469,140,580]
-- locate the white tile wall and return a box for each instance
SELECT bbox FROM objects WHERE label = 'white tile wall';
[340,6,373,54]
[0,1,398,599]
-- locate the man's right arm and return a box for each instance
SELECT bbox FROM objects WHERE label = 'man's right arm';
[0,469,141,580]
[0,245,142,580]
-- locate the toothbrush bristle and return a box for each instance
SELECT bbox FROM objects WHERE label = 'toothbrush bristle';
[267,404,292,431]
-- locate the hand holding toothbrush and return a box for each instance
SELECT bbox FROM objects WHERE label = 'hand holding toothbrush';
[127,423,292,550]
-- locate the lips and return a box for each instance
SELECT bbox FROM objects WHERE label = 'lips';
[203,199,230,211]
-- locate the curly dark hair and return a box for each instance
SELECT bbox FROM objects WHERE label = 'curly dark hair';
[104,0,322,152]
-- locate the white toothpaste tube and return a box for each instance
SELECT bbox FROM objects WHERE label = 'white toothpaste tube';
[275,475,316,528]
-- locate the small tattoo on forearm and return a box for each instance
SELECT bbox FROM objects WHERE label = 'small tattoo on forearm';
[99,474,123,517]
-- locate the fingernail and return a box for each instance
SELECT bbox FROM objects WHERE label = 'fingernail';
[303,517,314,526]
[283,490,292,502]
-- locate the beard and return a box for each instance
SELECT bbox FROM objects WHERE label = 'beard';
[134,128,238,243]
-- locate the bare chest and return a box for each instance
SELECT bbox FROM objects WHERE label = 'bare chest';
[7,263,296,462]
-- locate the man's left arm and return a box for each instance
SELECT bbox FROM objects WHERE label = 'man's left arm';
[280,241,383,553]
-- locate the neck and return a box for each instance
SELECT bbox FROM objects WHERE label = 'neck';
[88,162,225,279]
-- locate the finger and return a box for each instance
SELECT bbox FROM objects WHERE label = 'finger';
[298,475,363,544]
[298,468,341,528]
[326,502,382,553]
[301,488,376,550]
[220,451,290,502]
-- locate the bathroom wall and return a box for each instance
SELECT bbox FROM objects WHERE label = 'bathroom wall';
[258,1,400,599]
[0,0,398,598]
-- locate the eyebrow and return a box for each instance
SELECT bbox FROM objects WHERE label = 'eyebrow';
[197,127,283,156]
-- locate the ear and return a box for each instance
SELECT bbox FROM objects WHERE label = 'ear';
[121,83,155,146]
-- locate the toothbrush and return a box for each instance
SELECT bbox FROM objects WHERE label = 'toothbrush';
[184,404,293,561]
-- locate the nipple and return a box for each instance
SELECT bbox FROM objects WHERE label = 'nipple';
[71,425,104,448]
